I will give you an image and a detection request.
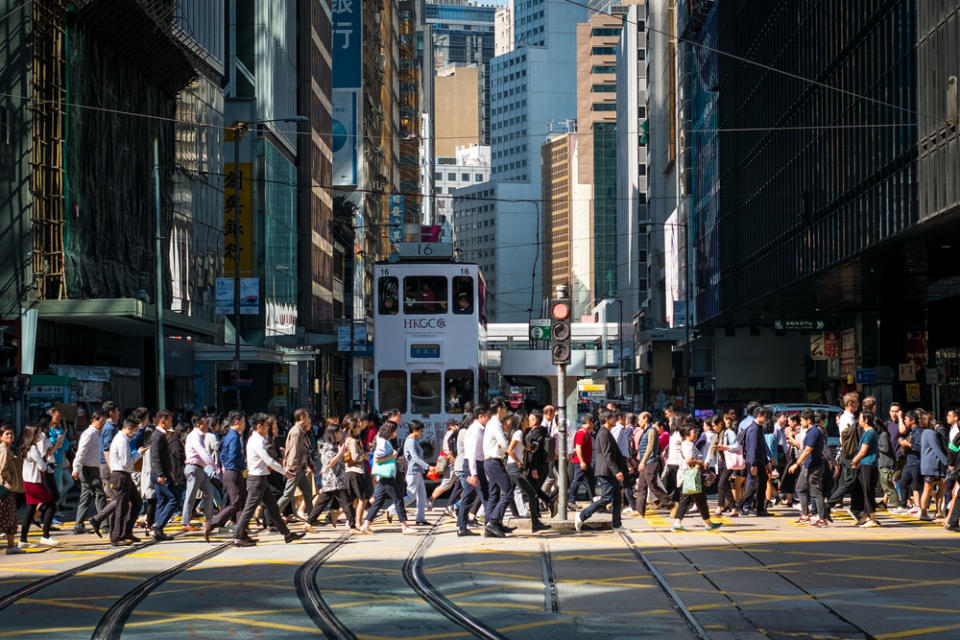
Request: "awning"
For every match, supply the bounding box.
[194,344,316,364]
[37,298,218,338]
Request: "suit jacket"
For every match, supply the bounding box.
[283,425,308,470]
[594,427,627,478]
[149,429,174,481]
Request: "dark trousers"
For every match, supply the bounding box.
[484,459,513,526]
[635,460,673,515]
[716,468,737,511]
[568,464,596,503]
[458,462,489,533]
[365,475,406,524]
[859,464,878,515]
[900,463,921,506]
[507,465,541,524]
[676,491,710,521]
[829,457,864,513]
[947,483,960,527]
[153,474,183,532]
[308,488,355,526]
[108,471,138,543]
[75,465,106,528]
[580,475,622,527]
[664,464,680,501]
[207,469,246,530]
[235,475,291,540]
[737,464,768,512]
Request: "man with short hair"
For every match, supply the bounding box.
[203,412,246,541]
[828,392,865,521]
[150,410,180,541]
[568,415,596,509]
[181,416,217,531]
[276,408,315,519]
[736,407,775,516]
[459,404,491,537]
[482,398,512,537]
[99,401,120,488]
[790,409,828,527]
[575,410,627,533]
[72,411,107,533]
[107,418,150,545]
[633,411,674,516]
[233,413,305,547]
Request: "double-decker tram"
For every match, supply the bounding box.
[373,248,487,455]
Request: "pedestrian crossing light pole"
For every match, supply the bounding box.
[550,285,572,520]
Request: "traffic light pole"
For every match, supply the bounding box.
[556,362,568,521]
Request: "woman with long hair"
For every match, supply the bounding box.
[19,425,59,547]
[505,412,550,532]
[0,425,25,554]
[850,410,881,527]
[305,421,356,531]
[342,415,371,528]
[359,421,412,534]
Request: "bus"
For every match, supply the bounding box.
[373,257,487,456]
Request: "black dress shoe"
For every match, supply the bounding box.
[125,535,142,543]
[245,536,260,543]
[500,524,515,533]
[483,524,505,538]
[233,538,256,547]
[284,531,306,544]
[532,522,552,532]
[110,540,132,547]
[153,529,174,541]
[457,529,477,537]
[90,518,103,538]
[415,520,431,526]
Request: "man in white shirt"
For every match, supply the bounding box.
[71,411,107,534]
[106,418,149,546]
[181,417,217,531]
[458,404,491,537]
[482,398,512,537]
[828,391,864,517]
[232,413,305,547]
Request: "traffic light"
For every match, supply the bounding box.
[549,298,572,365]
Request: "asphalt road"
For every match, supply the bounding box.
[2,504,959,640]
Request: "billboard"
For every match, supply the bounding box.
[332,0,361,88]
[332,88,359,186]
[664,210,684,328]
[224,162,254,276]
[216,278,260,315]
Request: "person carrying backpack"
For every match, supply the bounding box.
[827,392,866,522]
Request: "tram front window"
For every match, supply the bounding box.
[379,277,399,315]
[378,371,407,413]
[445,370,474,414]
[410,371,442,415]
[403,276,447,314]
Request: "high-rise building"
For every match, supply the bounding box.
[436,145,490,229]
[494,0,514,55]
[454,0,586,321]
[434,66,482,156]
[427,1,496,144]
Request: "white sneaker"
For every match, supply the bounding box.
[845,507,856,520]
[574,512,583,533]
[611,526,628,534]
[908,507,921,516]
[860,520,880,528]
[39,537,59,547]
[17,541,33,549]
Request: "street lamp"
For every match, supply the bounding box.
[229,116,307,410]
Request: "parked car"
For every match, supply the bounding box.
[764,403,843,449]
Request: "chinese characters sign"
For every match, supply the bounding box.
[224,162,254,276]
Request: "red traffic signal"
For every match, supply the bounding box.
[551,300,570,320]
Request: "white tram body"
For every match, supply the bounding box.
[373,259,487,453]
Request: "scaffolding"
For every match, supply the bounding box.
[30,0,67,301]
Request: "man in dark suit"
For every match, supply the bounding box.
[150,410,179,541]
[736,407,774,516]
[575,409,628,533]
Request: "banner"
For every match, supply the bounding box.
[216,278,260,315]
[224,162,254,276]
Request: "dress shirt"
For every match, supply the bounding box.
[185,428,216,468]
[109,431,142,473]
[219,429,245,472]
[100,420,117,464]
[610,424,632,458]
[464,420,486,476]
[247,431,286,477]
[482,415,508,461]
[73,425,102,474]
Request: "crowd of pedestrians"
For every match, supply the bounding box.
[0,391,957,554]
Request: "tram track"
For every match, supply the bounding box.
[402,516,509,640]
[91,541,232,640]
[295,533,355,640]
[0,539,159,612]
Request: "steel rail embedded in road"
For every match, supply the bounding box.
[402,518,508,640]
[0,539,159,612]
[91,541,232,640]
[295,533,355,640]
[539,542,560,613]
[618,531,713,640]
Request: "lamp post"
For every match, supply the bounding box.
[230,116,307,410]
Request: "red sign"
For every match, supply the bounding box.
[905,331,926,366]
[840,329,856,375]
[823,332,842,359]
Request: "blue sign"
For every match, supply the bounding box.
[855,369,876,384]
[389,195,404,243]
[410,343,441,359]
[332,0,361,88]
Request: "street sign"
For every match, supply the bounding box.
[855,369,876,384]
[809,334,825,360]
[529,318,550,341]
[774,319,825,331]
[898,363,917,382]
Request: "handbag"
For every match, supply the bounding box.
[371,457,397,478]
[435,451,449,474]
[724,449,745,471]
[681,466,702,495]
